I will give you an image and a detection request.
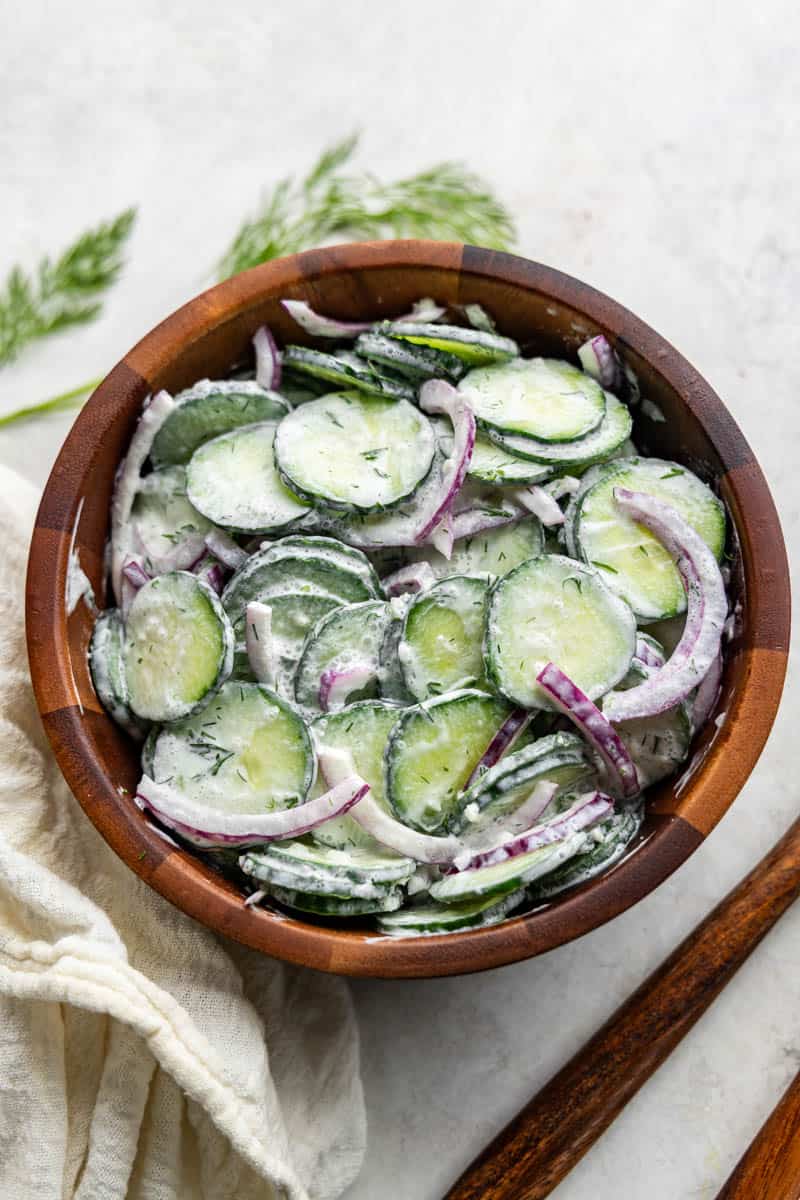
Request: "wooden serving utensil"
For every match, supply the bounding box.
[715,1068,800,1198]
[444,814,800,1200]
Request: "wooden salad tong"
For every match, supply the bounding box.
[444,814,800,1200]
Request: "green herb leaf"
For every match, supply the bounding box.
[217,134,516,279]
[591,560,620,574]
[0,208,136,366]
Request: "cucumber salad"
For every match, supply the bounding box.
[90,299,730,937]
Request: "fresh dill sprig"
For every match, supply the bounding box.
[217,134,515,278]
[0,208,136,366]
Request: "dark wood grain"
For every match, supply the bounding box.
[444,816,800,1199]
[716,1069,800,1199]
[25,240,791,978]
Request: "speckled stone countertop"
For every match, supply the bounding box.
[2,4,797,1196]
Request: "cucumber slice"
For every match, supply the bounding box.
[123,572,234,722]
[487,392,633,467]
[233,591,343,695]
[456,732,594,832]
[399,576,489,700]
[131,466,213,572]
[409,516,544,581]
[223,545,376,624]
[148,679,313,812]
[282,346,415,401]
[459,358,606,443]
[429,832,588,903]
[150,380,290,467]
[615,701,692,788]
[311,700,405,850]
[294,600,392,712]
[258,535,383,597]
[241,841,413,894]
[89,609,148,739]
[528,804,643,899]
[263,882,403,917]
[354,331,467,384]
[379,321,518,366]
[378,597,414,702]
[573,457,726,621]
[186,422,309,534]
[376,888,527,936]
[274,392,436,512]
[485,554,636,709]
[386,689,512,833]
[467,436,554,485]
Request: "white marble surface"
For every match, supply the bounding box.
[2,2,798,1196]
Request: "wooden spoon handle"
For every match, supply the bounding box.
[444,815,800,1200]
[715,1069,800,1199]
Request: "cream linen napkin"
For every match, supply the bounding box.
[0,467,366,1200]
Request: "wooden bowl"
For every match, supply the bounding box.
[26,241,790,978]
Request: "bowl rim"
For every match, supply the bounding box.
[26,240,791,978]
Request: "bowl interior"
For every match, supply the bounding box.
[26,241,790,978]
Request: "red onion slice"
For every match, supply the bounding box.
[451,506,521,540]
[537,662,640,798]
[465,708,531,788]
[136,772,367,848]
[122,557,150,590]
[204,529,248,570]
[381,562,437,597]
[601,489,727,723]
[252,324,282,390]
[514,485,565,527]
[110,389,175,604]
[414,381,476,544]
[691,651,723,733]
[451,791,614,873]
[281,296,446,340]
[578,334,621,391]
[428,510,455,559]
[318,664,376,712]
[196,559,225,595]
[634,635,665,670]
[245,602,276,687]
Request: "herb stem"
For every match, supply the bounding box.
[0,376,103,429]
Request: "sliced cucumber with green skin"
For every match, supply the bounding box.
[257,535,383,597]
[186,422,310,534]
[123,572,234,722]
[294,600,392,712]
[407,516,544,581]
[222,545,376,626]
[282,346,415,401]
[131,466,213,572]
[150,380,290,467]
[232,591,343,695]
[379,321,518,366]
[487,392,632,467]
[263,882,404,917]
[455,732,594,833]
[148,679,313,812]
[485,555,636,710]
[376,888,527,936]
[615,701,692,788]
[241,841,413,896]
[89,609,148,739]
[572,457,726,621]
[386,689,512,834]
[399,576,489,700]
[458,358,606,443]
[429,832,588,903]
[528,805,643,900]
[467,436,555,485]
[354,331,468,384]
[377,599,414,702]
[274,392,436,512]
[311,701,405,850]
